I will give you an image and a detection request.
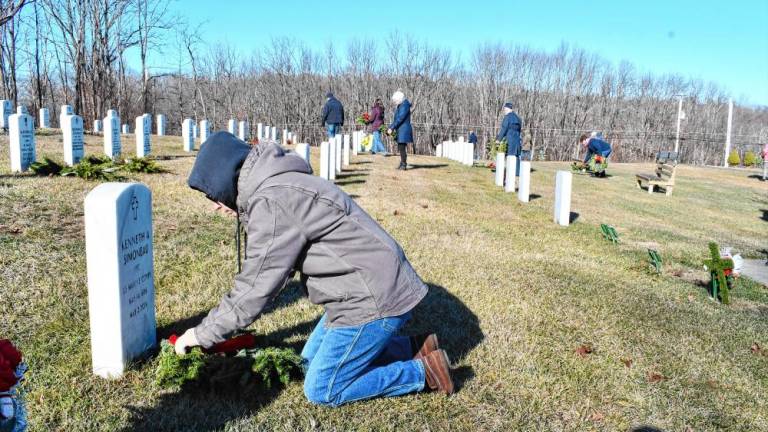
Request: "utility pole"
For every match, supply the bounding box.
[674,96,685,153]
[723,99,733,167]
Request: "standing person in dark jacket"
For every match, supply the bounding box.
[175,132,454,406]
[387,90,413,170]
[321,92,344,138]
[368,99,386,155]
[496,102,522,176]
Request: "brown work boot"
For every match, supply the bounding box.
[410,333,439,360]
[421,349,454,395]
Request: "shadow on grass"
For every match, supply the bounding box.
[570,212,580,223]
[747,174,766,181]
[336,171,370,180]
[352,160,373,165]
[335,179,367,186]
[529,194,542,201]
[407,163,448,170]
[154,154,197,160]
[761,209,768,222]
[123,283,479,430]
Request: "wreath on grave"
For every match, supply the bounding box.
[0,340,27,432]
[572,155,608,176]
[155,333,303,392]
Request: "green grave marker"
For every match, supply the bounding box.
[600,224,619,244]
[648,249,662,274]
[703,242,734,305]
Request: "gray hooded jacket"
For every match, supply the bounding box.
[192,141,428,347]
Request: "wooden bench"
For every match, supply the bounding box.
[636,160,677,195]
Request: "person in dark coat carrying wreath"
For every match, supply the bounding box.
[174,132,454,406]
[496,102,522,176]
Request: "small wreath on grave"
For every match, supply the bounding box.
[703,242,742,304]
[0,340,27,432]
[155,333,303,392]
[30,155,166,181]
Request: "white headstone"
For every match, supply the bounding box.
[504,155,517,193]
[494,153,505,187]
[343,134,350,166]
[238,121,249,141]
[59,105,73,128]
[271,126,277,141]
[193,124,198,139]
[16,106,28,115]
[93,119,103,134]
[257,123,263,140]
[295,143,310,166]
[228,119,237,134]
[39,108,50,128]
[104,110,121,158]
[0,100,12,129]
[320,141,330,180]
[156,114,166,136]
[464,142,474,165]
[554,171,572,226]
[9,112,35,172]
[199,120,210,143]
[436,142,443,158]
[63,114,85,166]
[352,132,359,156]
[135,115,151,157]
[122,124,130,134]
[517,161,531,203]
[85,182,156,379]
[182,118,194,152]
[334,135,342,173]
[458,136,465,143]
[329,138,337,180]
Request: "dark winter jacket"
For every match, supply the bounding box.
[369,104,384,133]
[321,97,344,126]
[584,138,612,162]
[468,132,477,144]
[497,112,522,156]
[389,99,413,144]
[188,139,429,348]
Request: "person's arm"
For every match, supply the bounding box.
[193,198,306,348]
[496,115,510,142]
[321,103,329,126]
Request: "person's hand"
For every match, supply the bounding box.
[387,128,393,135]
[211,201,237,218]
[174,328,200,356]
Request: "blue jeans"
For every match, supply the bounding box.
[371,130,386,154]
[326,123,340,138]
[301,312,425,407]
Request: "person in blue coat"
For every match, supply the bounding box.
[496,102,522,176]
[321,92,344,138]
[580,133,612,162]
[387,90,413,170]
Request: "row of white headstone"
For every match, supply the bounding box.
[319,134,351,181]
[492,152,573,227]
[436,137,473,166]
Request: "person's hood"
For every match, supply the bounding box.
[187,131,252,210]
[236,142,313,212]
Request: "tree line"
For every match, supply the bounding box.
[2,0,766,164]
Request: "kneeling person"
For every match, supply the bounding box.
[175,132,454,406]
[579,133,612,177]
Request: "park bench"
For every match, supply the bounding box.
[635,152,678,195]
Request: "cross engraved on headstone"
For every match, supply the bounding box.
[131,196,139,220]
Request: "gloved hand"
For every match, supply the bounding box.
[174,328,200,356]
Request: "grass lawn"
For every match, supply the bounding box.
[1,132,767,431]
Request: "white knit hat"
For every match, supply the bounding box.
[391,90,405,104]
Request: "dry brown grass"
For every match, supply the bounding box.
[1,132,767,431]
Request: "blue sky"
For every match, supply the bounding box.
[147,0,768,105]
